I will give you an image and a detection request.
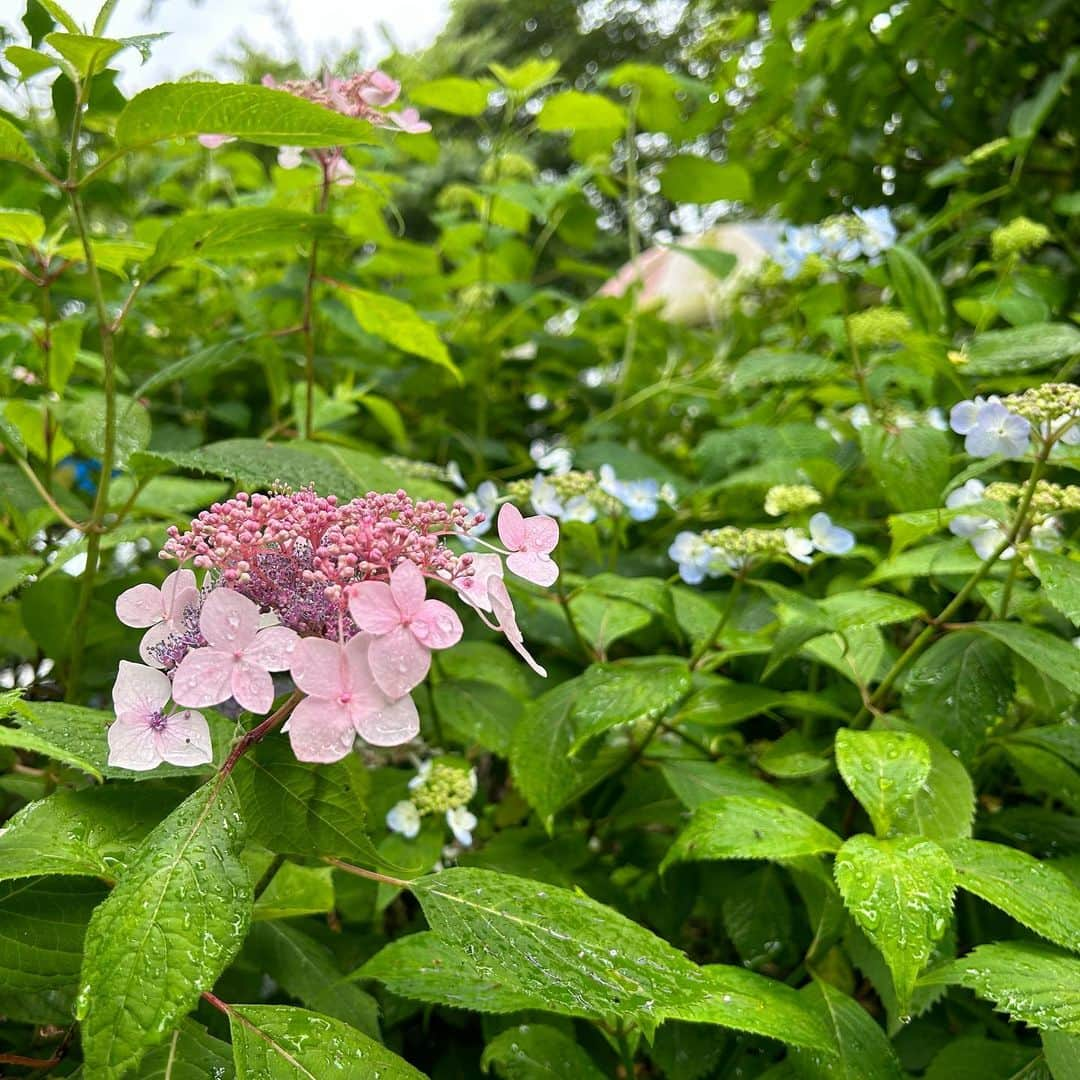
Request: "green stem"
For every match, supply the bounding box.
[613,89,642,408]
[690,570,746,668]
[842,279,875,415]
[302,166,332,440]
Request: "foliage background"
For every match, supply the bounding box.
[0,0,1079,1076]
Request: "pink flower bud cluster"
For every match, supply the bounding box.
[110,487,560,770]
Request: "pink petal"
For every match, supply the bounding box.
[107,715,161,771]
[285,696,356,763]
[161,569,198,617]
[291,637,347,697]
[411,599,463,650]
[453,554,504,614]
[506,550,559,587]
[197,133,234,149]
[522,515,559,554]
[348,579,403,635]
[342,633,377,697]
[154,710,213,767]
[497,503,526,551]
[351,692,419,747]
[199,588,260,651]
[172,648,235,708]
[368,624,431,698]
[489,579,547,677]
[230,660,275,714]
[389,560,427,618]
[138,622,173,668]
[112,660,171,716]
[244,625,299,671]
[116,583,164,628]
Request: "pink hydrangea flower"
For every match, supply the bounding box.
[488,577,547,677]
[497,504,560,587]
[198,134,236,149]
[172,589,299,714]
[360,70,400,107]
[348,560,462,698]
[387,108,431,135]
[115,569,201,668]
[107,661,212,771]
[285,635,419,762]
[453,553,505,614]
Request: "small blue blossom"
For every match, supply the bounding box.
[808,512,855,555]
[669,531,714,584]
[529,476,597,523]
[599,464,660,522]
[775,225,822,279]
[853,206,897,257]
[463,480,498,537]
[529,440,573,474]
[945,479,988,538]
[950,396,1031,459]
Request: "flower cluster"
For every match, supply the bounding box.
[949,396,1031,459]
[668,513,854,583]
[991,217,1051,261]
[846,307,911,348]
[386,759,479,847]
[774,206,897,279]
[764,484,822,518]
[109,488,559,770]
[946,478,1063,559]
[1001,384,1080,446]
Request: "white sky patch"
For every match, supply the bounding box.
[0,0,451,91]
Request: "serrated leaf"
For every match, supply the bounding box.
[835,729,931,836]
[789,979,903,1079]
[78,778,253,1078]
[970,621,1080,695]
[132,1020,235,1080]
[963,323,1080,375]
[1033,551,1080,624]
[661,796,841,871]
[116,82,381,149]
[133,336,260,399]
[922,942,1080,1032]
[731,350,841,391]
[409,867,707,1027]
[861,425,950,512]
[658,964,833,1051]
[44,31,124,77]
[359,931,540,1012]
[482,1023,606,1079]
[834,835,954,1013]
[252,863,334,921]
[947,839,1080,952]
[432,678,521,756]
[228,1004,424,1078]
[660,758,805,810]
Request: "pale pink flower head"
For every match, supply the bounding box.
[198,134,236,149]
[116,569,201,668]
[285,635,419,762]
[107,661,212,772]
[348,560,463,698]
[497,504,560,587]
[172,589,299,715]
[387,108,431,135]
[360,70,401,107]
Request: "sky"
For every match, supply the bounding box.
[1,0,452,89]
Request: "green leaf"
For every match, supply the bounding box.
[662,796,841,871]
[660,758,808,810]
[143,209,339,278]
[248,921,379,1038]
[963,322,1080,375]
[665,244,737,280]
[659,156,752,203]
[432,678,521,756]
[536,91,624,132]
[0,783,185,882]
[834,729,931,837]
[658,964,833,1051]
[570,657,691,750]
[132,336,260,400]
[482,1024,606,1079]
[116,82,382,149]
[411,77,492,116]
[672,680,788,728]
[860,425,950,512]
[132,1020,236,1080]
[62,391,151,467]
[731,350,842,392]
[970,621,1080,695]
[253,863,334,921]
[903,631,1014,760]
[4,45,60,79]
[1033,551,1080,624]
[0,877,107,1024]
[1044,1030,1080,1079]
[923,1036,1038,1080]
[78,778,253,1079]
[789,979,903,1079]
[816,590,925,631]
[358,931,540,1013]
[227,1004,425,1078]
[0,207,45,245]
[834,834,954,1013]
[232,739,378,864]
[867,539,985,583]
[923,942,1080,1032]
[409,867,707,1027]
[1009,48,1079,141]
[0,698,111,780]
[44,32,124,77]
[489,58,560,95]
[886,246,947,333]
[36,0,81,33]
[333,281,461,380]
[0,114,43,167]
[947,839,1080,952]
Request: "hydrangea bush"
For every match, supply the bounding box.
[0,1,1079,1077]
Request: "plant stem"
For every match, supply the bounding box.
[324,857,409,889]
[842,278,876,415]
[613,89,642,407]
[218,690,302,779]
[851,440,1051,726]
[301,166,332,440]
[690,570,746,668]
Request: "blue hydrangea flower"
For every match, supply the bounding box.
[809,512,855,555]
[950,396,1030,458]
[945,479,988,538]
[463,480,498,538]
[669,531,715,584]
[853,206,897,257]
[529,476,597,524]
[599,464,659,522]
[775,225,823,279]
